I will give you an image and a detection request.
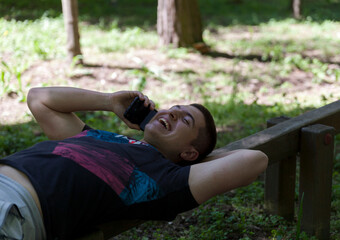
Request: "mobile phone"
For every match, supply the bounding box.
[124,97,157,131]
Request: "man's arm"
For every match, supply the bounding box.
[27,87,154,140]
[188,149,268,204]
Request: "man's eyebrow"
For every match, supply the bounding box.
[174,105,196,127]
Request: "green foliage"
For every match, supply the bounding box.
[0,122,47,158]
[82,26,158,53]
[0,17,65,98]
[199,0,340,26]
[165,47,190,59]
[0,60,27,101]
[0,17,65,61]
[0,0,157,27]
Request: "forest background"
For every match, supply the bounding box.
[0,0,340,239]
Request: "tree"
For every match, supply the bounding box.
[157,0,206,50]
[61,0,82,63]
[292,0,302,19]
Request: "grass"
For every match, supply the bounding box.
[1,0,340,239]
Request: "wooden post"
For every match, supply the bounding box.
[61,0,82,63]
[264,116,296,221]
[299,124,335,239]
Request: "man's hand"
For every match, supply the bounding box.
[109,91,155,130]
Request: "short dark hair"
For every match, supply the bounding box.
[190,103,217,161]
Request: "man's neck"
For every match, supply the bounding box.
[140,138,179,163]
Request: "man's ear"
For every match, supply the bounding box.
[180,147,199,161]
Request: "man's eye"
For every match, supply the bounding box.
[184,119,189,125]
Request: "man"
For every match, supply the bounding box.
[0,87,268,240]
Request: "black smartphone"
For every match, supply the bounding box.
[124,97,157,131]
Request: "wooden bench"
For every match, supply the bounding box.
[79,100,340,240]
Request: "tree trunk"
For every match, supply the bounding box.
[157,0,204,48]
[292,0,302,19]
[61,0,82,63]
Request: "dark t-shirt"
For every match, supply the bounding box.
[0,128,198,239]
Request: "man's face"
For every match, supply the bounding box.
[143,105,205,161]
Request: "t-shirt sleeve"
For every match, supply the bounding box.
[124,186,199,221]
[122,165,199,221]
[82,124,93,131]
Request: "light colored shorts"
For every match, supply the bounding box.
[0,174,46,240]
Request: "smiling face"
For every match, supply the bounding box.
[142,105,206,163]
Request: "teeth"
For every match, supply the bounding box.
[159,118,169,130]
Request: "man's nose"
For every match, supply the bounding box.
[169,109,182,121]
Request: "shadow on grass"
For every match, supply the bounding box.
[0,120,47,158]
[203,50,340,66]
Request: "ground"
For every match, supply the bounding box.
[1,47,339,126]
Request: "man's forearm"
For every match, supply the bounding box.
[27,87,112,113]
[189,149,268,204]
[27,87,115,140]
[27,87,152,140]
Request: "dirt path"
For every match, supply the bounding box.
[1,49,340,125]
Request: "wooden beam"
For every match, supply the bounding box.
[211,100,340,164]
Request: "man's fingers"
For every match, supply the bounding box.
[137,93,155,110]
[143,95,150,107]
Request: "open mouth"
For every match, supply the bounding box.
[159,117,170,131]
